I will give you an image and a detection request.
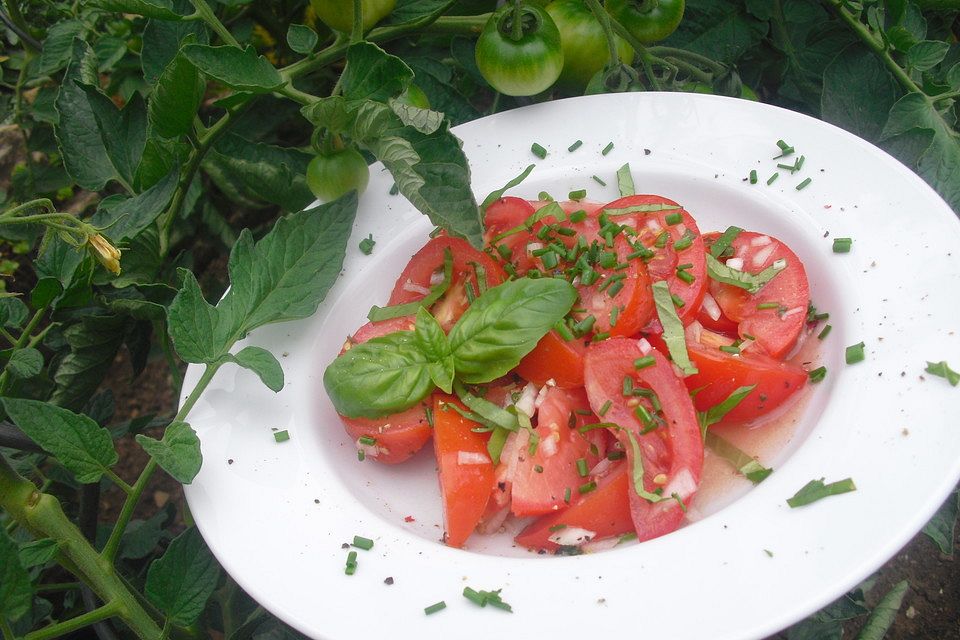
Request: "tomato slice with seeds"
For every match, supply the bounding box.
[601,194,707,325]
[511,387,606,517]
[433,395,495,548]
[702,231,809,359]
[336,316,432,464]
[583,338,703,542]
[389,236,507,331]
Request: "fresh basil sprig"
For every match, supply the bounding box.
[325,277,577,419]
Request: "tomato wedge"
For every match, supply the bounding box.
[389,236,507,331]
[583,338,703,542]
[601,194,707,325]
[433,395,495,548]
[515,330,586,388]
[703,231,809,358]
[336,316,432,464]
[514,462,632,552]
[511,387,605,516]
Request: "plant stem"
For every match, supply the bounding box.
[2,0,39,52]
[593,7,664,90]
[0,618,14,640]
[0,198,55,220]
[663,56,712,83]
[0,306,46,396]
[189,0,240,47]
[511,0,523,41]
[101,362,222,563]
[583,0,622,66]
[104,469,133,495]
[0,327,16,345]
[23,601,122,640]
[823,0,921,94]
[36,582,83,593]
[647,46,725,75]
[351,0,363,43]
[156,321,184,393]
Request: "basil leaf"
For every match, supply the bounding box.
[698,384,756,434]
[617,163,635,196]
[323,332,435,419]
[448,278,577,384]
[705,253,786,294]
[135,421,202,484]
[703,431,772,484]
[925,360,959,386]
[786,477,857,508]
[414,308,453,393]
[145,528,220,627]
[652,281,697,376]
[480,164,535,212]
[708,225,743,258]
[487,426,510,466]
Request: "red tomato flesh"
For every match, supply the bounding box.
[515,329,587,388]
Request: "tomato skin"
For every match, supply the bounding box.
[545,0,633,92]
[336,317,432,464]
[311,0,396,33]
[515,329,586,388]
[305,148,370,203]
[605,0,685,43]
[515,462,632,552]
[433,396,495,548]
[583,338,702,542]
[475,4,564,96]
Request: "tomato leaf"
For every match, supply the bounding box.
[1,398,118,484]
[223,346,285,393]
[145,527,221,627]
[921,487,958,556]
[167,193,358,364]
[786,477,857,508]
[88,0,185,20]
[77,85,148,191]
[651,280,698,376]
[448,278,577,384]
[341,42,414,103]
[90,169,179,242]
[0,298,28,329]
[50,315,127,411]
[703,431,772,484]
[141,16,209,84]
[383,0,457,26]
[906,40,949,72]
[4,348,43,380]
[38,20,86,76]
[821,44,900,142]
[149,47,205,139]
[135,421,202,484]
[855,581,909,640]
[286,24,318,55]
[0,528,33,623]
[323,332,435,419]
[17,539,60,570]
[181,44,283,93]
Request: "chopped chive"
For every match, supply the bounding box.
[554,319,575,341]
[817,324,832,340]
[357,449,365,461]
[767,172,779,185]
[540,250,559,270]
[538,191,553,202]
[564,487,572,504]
[531,143,547,159]
[808,366,827,382]
[776,162,797,171]
[671,293,685,308]
[756,302,781,310]
[274,430,290,443]
[534,464,544,473]
[622,376,633,395]
[424,601,446,615]
[345,550,358,575]
[573,315,596,335]
[575,408,593,415]
[569,209,587,223]
[359,234,376,255]
[796,177,812,191]
[673,230,696,251]
[592,331,610,342]
[677,268,695,284]
[598,400,613,416]
[425,406,434,427]
[607,450,625,460]
[358,435,376,446]
[578,481,597,494]
[352,535,374,550]
[464,281,476,303]
[634,404,653,426]
[796,155,805,170]
[845,342,865,364]
[548,523,567,532]
[654,231,669,248]
[463,587,485,606]
[568,140,583,152]
[665,212,683,225]
[592,175,607,186]
[496,244,512,260]
[634,356,655,369]
[609,305,621,327]
[832,237,852,253]
[569,189,587,201]
[602,141,614,155]
[814,311,830,321]
[576,458,589,477]
[719,345,740,354]
[607,281,624,297]
[776,139,791,151]
[749,170,758,184]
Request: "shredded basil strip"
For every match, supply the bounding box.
[486,426,510,466]
[443,401,498,432]
[617,163,635,197]
[697,384,756,435]
[786,477,857,508]
[624,430,662,503]
[480,164,536,212]
[925,360,960,386]
[709,226,742,258]
[652,281,697,375]
[368,248,453,321]
[578,422,621,433]
[490,201,567,243]
[705,253,786,294]
[453,381,520,432]
[603,203,682,217]
[704,431,772,484]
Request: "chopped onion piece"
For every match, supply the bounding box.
[526,242,544,253]
[545,378,556,387]
[780,306,805,320]
[751,243,777,268]
[357,440,380,459]
[515,383,539,417]
[540,433,558,457]
[636,338,652,355]
[664,467,697,500]
[534,384,551,410]
[687,320,703,345]
[750,235,772,247]
[588,457,613,477]
[548,526,596,546]
[429,270,445,285]
[646,219,662,233]
[402,281,431,295]
[726,257,744,271]
[676,223,687,236]
[458,451,491,465]
[581,537,620,553]
[702,293,721,321]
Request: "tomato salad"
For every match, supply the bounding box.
[324,193,815,554]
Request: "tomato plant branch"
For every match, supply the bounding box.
[591,7,663,90]
[646,46,725,75]
[104,469,133,495]
[823,0,922,95]
[1,0,39,53]
[23,600,123,640]
[0,327,16,345]
[663,56,711,83]
[188,0,240,48]
[0,306,47,395]
[583,0,624,69]
[351,0,364,43]
[0,618,14,640]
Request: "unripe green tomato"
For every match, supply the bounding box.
[475,3,565,96]
[605,0,684,43]
[396,84,431,109]
[681,81,758,101]
[311,0,396,33]
[546,0,633,93]
[305,148,370,202]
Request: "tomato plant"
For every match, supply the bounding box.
[546,0,633,91]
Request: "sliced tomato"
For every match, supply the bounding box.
[703,231,809,359]
[337,316,431,464]
[511,387,605,517]
[483,196,539,274]
[515,329,586,388]
[433,395,495,548]
[600,194,707,325]
[388,236,507,331]
[695,288,741,335]
[514,462,632,553]
[583,338,703,542]
[680,325,808,424]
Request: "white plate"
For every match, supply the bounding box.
[182,93,960,640]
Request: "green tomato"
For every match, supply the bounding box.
[605,0,684,43]
[475,3,565,96]
[680,81,758,101]
[396,84,431,110]
[546,0,633,93]
[305,148,370,202]
[311,0,396,34]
